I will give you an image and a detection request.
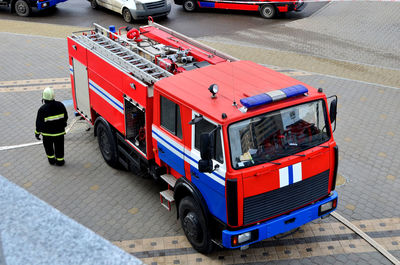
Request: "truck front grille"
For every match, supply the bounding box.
[145,0,166,9]
[243,170,330,225]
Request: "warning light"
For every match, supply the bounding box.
[240,84,308,109]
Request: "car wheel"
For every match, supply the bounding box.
[183,0,197,12]
[96,121,119,168]
[14,0,31,17]
[123,8,133,23]
[90,0,98,9]
[259,4,276,19]
[179,196,213,254]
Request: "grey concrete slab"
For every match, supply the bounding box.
[0,32,68,81]
[0,174,142,265]
[200,2,400,69]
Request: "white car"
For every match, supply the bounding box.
[89,0,171,23]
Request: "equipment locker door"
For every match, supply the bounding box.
[72,58,92,121]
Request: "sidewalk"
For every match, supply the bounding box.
[0,174,142,265]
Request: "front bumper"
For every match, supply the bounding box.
[130,3,171,20]
[222,191,338,248]
[37,0,67,10]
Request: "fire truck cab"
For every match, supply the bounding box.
[68,22,338,253]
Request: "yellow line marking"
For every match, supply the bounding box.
[0,77,71,93]
[0,77,69,86]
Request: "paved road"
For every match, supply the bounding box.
[0,0,326,37]
[1,28,400,264]
[1,2,400,264]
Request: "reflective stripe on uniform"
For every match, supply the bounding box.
[56,158,64,161]
[47,155,55,159]
[44,114,65,122]
[41,132,66,137]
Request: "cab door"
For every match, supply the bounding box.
[186,111,227,223]
[153,95,185,176]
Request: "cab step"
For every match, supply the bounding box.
[160,189,174,211]
[160,174,177,188]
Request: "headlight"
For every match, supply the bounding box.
[238,232,251,244]
[231,230,259,246]
[134,0,144,10]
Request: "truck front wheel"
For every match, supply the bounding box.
[259,4,276,19]
[179,196,213,254]
[96,121,119,168]
[183,0,197,12]
[14,0,31,17]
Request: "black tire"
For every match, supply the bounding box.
[259,4,276,19]
[96,121,119,168]
[90,0,98,9]
[122,8,133,23]
[14,0,31,17]
[183,0,197,12]
[179,196,213,254]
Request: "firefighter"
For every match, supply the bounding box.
[35,87,68,166]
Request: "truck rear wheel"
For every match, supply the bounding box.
[96,121,119,168]
[14,0,31,17]
[259,4,276,19]
[183,0,197,12]
[179,196,213,254]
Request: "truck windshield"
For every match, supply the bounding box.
[229,100,330,169]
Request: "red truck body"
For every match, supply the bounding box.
[68,22,338,253]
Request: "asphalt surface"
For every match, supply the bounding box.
[1,1,400,265]
[0,0,326,37]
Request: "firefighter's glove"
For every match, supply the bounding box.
[35,133,41,141]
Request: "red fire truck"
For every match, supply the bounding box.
[174,0,306,19]
[68,21,338,253]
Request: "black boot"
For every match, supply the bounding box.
[48,157,56,165]
[56,159,65,166]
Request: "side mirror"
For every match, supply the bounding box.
[199,133,213,173]
[199,159,213,173]
[328,95,338,132]
[329,99,337,124]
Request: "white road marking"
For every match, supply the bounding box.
[0,117,79,152]
[331,211,400,265]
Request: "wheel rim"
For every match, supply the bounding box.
[99,128,111,159]
[184,1,194,11]
[263,6,273,17]
[123,10,131,22]
[183,212,202,243]
[16,2,27,14]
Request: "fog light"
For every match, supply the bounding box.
[319,198,337,216]
[42,2,48,7]
[238,232,251,244]
[320,201,333,212]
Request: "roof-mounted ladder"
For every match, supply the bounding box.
[72,23,172,85]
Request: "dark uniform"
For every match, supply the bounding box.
[35,100,68,166]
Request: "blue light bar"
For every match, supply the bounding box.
[240,84,308,109]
